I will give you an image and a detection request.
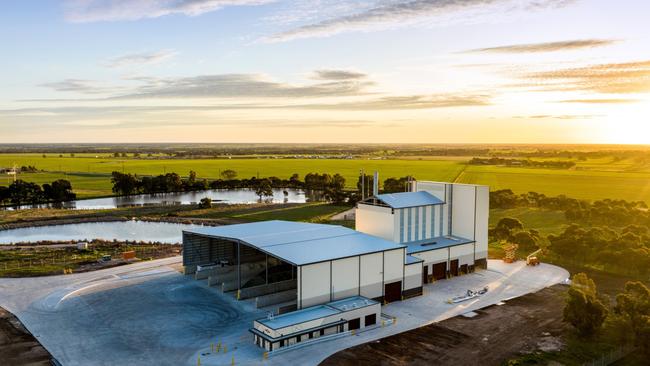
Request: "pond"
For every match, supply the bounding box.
[10,188,318,210]
[0,220,202,244]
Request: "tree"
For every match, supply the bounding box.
[255,179,273,201]
[220,169,237,180]
[188,170,197,184]
[8,180,43,206]
[614,281,650,353]
[383,176,412,193]
[289,173,301,187]
[43,179,76,202]
[198,197,212,209]
[0,186,10,204]
[563,273,608,337]
[111,171,138,196]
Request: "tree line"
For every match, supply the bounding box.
[111,170,416,204]
[0,179,76,206]
[469,157,576,169]
[563,273,650,357]
[490,189,650,228]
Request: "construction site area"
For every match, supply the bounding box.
[321,285,568,365]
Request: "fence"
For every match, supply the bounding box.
[1,245,180,273]
[582,345,635,366]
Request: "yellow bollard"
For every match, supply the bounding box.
[197,355,201,366]
[263,352,268,360]
[224,345,228,353]
[237,290,241,300]
[216,341,221,352]
[211,343,214,352]
[381,320,385,328]
[231,355,235,365]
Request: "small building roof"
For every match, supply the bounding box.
[404,235,474,254]
[184,220,405,266]
[405,254,424,264]
[374,191,444,209]
[256,296,378,330]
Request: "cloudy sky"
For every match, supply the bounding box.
[2,0,649,143]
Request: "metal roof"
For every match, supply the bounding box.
[404,235,474,254]
[406,254,424,264]
[256,296,378,330]
[374,191,444,209]
[184,220,405,266]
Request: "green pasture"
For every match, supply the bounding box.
[3,153,650,203]
[456,165,650,203]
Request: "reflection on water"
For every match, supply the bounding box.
[11,188,319,210]
[0,220,202,244]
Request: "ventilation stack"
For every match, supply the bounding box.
[373,171,379,197]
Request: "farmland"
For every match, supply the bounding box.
[2,153,650,203]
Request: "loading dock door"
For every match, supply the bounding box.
[460,264,468,275]
[423,265,429,284]
[384,281,402,303]
[450,259,459,277]
[433,262,447,280]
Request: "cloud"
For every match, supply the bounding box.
[463,39,618,54]
[64,0,275,22]
[114,73,375,99]
[105,50,177,68]
[524,60,650,94]
[311,69,367,80]
[558,98,639,104]
[264,0,576,42]
[38,79,123,95]
[514,114,601,120]
[6,92,490,117]
[301,94,491,110]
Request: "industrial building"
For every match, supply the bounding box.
[355,180,489,282]
[182,179,488,351]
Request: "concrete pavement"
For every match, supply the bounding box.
[0,258,569,366]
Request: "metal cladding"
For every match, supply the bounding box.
[183,220,405,266]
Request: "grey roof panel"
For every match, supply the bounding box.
[374,191,444,209]
[405,235,474,254]
[406,254,424,264]
[184,220,405,265]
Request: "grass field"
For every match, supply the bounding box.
[3,153,650,202]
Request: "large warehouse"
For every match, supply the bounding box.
[182,179,488,351]
[183,220,416,309]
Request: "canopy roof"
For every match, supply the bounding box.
[184,220,405,266]
[373,191,444,209]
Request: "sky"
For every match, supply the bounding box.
[1,0,650,144]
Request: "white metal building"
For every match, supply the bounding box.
[251,296,381,351]
[183,220,419,310]
[355,181,489,283]
[181,179,488,351]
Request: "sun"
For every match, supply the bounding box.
[597,99,650,144]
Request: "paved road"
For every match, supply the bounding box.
[0,258,569,366]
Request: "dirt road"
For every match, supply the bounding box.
[0,306,52,365]
[321,285,568,366]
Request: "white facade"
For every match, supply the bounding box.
[297,247,406,308]
[355,180,490,283]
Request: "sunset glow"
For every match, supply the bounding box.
[2,0,650,143]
